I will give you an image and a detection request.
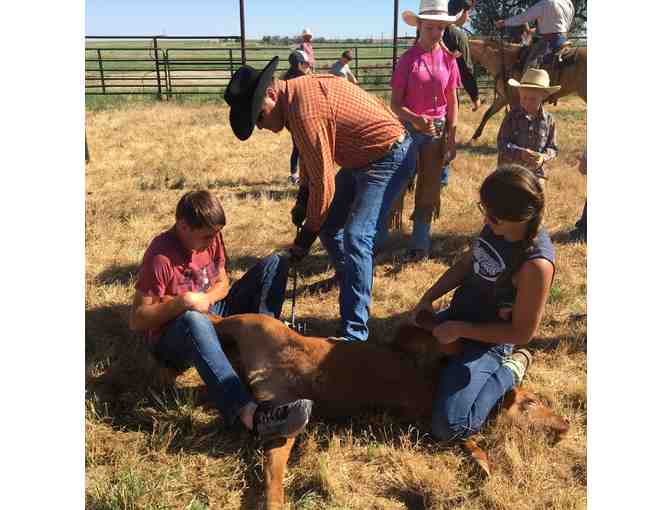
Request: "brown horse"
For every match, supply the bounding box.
[468,38,587,140]
[205,312,569,509]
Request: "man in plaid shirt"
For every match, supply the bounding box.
[224,57,416,342]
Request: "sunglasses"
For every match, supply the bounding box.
[477,202,500,225]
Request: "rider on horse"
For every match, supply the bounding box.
[495,0,575,74]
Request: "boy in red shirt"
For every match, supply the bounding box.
[130,190,312,438]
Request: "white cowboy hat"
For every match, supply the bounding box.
[508,68,561,94]
[302,28,313,37]
[402,0,463,27]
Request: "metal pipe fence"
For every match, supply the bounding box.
[85,35,585,98]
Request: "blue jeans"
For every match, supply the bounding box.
[319,134,415,341]
[431,308,515,441]
[152,254,289,424]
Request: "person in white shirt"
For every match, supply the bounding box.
[329,50,358,84]
[496,0,575,73]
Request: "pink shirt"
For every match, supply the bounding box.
[298,41,315,68]
[390,44,462,119]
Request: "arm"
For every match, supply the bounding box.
[346,68,358,84]
[414,249,472,315]
[443,87,458,163]
[390,86,432,134]
[432,258,554,346]
[389,54,434,134]
[503,2,545,27]
[204,268,230,304]
[290,115,336,256]
[442,54,460,162]
[129,290,208,332]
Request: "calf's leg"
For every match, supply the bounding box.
[263,436,296,510]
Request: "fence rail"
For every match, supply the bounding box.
[85,35,585,98]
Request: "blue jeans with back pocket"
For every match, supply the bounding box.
[318,134,415,341]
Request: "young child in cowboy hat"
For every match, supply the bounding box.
[496,68,560,180]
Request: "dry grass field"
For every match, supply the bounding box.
[85,92,587,510]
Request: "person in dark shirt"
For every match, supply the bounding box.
[411,165,555,441]
[283,50,311,185]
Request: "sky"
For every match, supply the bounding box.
[85,0,426,39]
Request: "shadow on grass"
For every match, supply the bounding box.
[96,263,139,286]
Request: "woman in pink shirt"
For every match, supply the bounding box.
[385,0,462,261]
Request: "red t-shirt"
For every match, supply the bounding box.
[135,226,227,342]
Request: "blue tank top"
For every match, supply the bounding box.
[446,225,556,328]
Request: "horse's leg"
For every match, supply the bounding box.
[471,93,509,140]
[263,436,296,510]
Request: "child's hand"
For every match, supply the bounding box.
[181,291,211,313]
[412,115,436,136]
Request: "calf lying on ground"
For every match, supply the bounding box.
[202,312,569,509]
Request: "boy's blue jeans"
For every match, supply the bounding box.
[431,308,515,441]
[319,134,415,342]
[152,254,289,424]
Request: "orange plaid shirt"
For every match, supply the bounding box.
[277,75,405,232]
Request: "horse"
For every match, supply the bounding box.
[204,312,569,509]
[468,38,587,140]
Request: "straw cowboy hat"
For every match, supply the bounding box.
[302,28,313,37]
[402,0,463,26]
[224,56,279,141]
[508,68,561,94]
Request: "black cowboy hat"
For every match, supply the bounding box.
[224,56,279,141]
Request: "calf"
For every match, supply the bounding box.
[208,312,569,508]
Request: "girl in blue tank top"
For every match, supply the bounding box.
[412,165,556,441]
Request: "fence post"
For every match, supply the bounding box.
[152,36,163,99]
[354,47,359,81]
[163,49,172,99]
[96,49,106,94]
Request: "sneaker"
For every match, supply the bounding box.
[253,398,313,439]
[288,174,300,185]
[502,348,533,386]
